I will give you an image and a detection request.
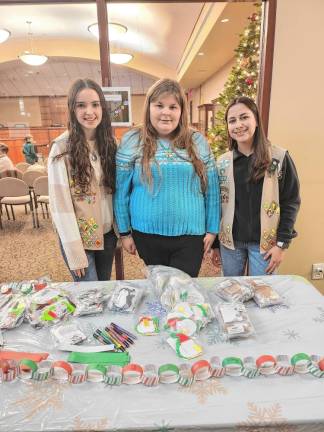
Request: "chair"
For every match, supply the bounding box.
[33,176,49,228]
[0,169,24,219]
[0,178,36,229]
[22,170,45,209]
[16,162,31,173]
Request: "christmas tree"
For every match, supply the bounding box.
[208,3,262,158]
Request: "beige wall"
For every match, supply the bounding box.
[131,95,145,126]
[0,97,42,127]
[268,0,324,293]
[189,59,235,124]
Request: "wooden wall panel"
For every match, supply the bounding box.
[0,126,131,164]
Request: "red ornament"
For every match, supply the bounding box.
[250,13,258,21]
[245,77,254,86]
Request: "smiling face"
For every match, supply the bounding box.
[149,93,181,139]
[74,88,102,139]
[227,102,258,149]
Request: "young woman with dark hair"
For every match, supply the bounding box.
[114,78,220,277]
[48,78,117,281]
[212,96,300,276]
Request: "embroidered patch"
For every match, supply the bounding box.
[219,225,232,246]
[263,201,280,217]
[220,185,229,204]
[262,228,276,250]
[268,158,280,176]
[77,217,101,248]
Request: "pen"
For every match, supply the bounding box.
[111,322,137,340]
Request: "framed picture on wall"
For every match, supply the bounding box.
[102,87,132,126]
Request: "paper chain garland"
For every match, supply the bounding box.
[1,353,324,386]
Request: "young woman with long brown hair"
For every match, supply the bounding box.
[212,96,300,276]
[114,78,220,277]
[48,78,117,281]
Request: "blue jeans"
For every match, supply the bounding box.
[220,241,270,277]
[60,230,117,281]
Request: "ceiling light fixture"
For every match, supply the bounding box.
[221,18,229,23]
[198,52,204,56]
[110,53,133,65]
[19,21,48,66]
[88,22,127,41]
[0,29,10,44]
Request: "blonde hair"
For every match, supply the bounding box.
[139,78,207,192]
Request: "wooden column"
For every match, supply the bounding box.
[258,0,277,136]
[96,0,124,280]
[96,0,112,87]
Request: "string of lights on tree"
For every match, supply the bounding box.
[208,2,262,158]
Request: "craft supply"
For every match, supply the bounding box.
[142,364,159,386]
[111,322,137,340]
[0,350,49,362]
[256,355,277,375]
[69,364,88,384]
[67,351,130,366]
[0,359,19,382]
[52,360,73,381]
[247,279,283,308]
[276,355,295,375]
[135,316,160,336]
[58,344,114,352]
[222,357,243,376]
[87,364,107,383]
[191,360,211,381]
[210,356,225,378]
[291,352,311,374]
[178,363,194,387]
[107,282,143,313]
[216,302,255,340]
[167,333,202,359]
[51,322,87,345]
[122,363,143,385]
[158,364,179,384]
[105,365,122,385]
[214,278,254,302]
[242,357,260,378]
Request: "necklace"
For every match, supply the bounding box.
[159,141,175,159]
[90,152,98,162]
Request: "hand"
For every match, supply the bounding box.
[210,248,222,270]
[264,246,286,274]
[121,235,137,255]
[73,268,86,278]
[203,233,216,258]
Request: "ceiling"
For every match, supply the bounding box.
[0,2,259,97]
[0,57,157,97]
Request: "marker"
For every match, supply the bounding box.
[111,322,137,340]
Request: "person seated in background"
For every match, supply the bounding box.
[0,142,15,172]
[22,135,38,164]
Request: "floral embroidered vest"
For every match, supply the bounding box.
[217,145,286,252]
[56,133,113,250]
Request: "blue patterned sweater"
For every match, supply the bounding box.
[114,130,220,236]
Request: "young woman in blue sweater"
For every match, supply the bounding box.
[114,78,220,277]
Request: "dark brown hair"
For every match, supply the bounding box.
[225,96,271,182]
[55,78,116,193]
[139,78,207,192]
[0,142,9,154]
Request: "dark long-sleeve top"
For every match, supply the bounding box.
[232,148,301,245]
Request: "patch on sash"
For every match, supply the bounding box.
[262,228,276,250]
[219,224,232,246]
[220,185,229,204]
[263,201,280,217]
[77,217,101,247]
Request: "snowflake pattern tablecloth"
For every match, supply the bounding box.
[1,275,324,431]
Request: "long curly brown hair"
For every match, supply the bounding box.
[55,78,116,193]
[139,78,207,192]
[225,96,271,182]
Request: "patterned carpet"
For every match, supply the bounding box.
[0,206,219,283]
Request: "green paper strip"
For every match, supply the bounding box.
[158,364,179,375]
[290,352,310,365]
[19,358,38,372]
[68,351,130,366]
[222,357,243,368]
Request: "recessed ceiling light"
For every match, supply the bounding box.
[198,52,204,56]
[221,18,229,23]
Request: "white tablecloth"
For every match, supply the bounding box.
[1,275,324,431]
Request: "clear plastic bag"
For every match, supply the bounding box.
[215,302,255,340]
[214,278,254,303]
[62,284,106,316]
[247,278,283,308]
[0,295,26,329]
[51,321,87,347]
[145,265,204,309]
[107,281,145,313]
